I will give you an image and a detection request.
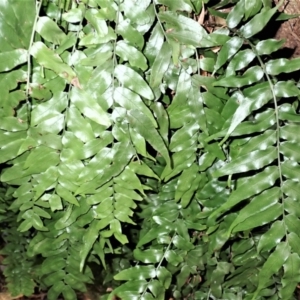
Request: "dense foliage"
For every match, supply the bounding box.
[1,0,300,299]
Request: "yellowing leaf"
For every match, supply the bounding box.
[30,42,76,82]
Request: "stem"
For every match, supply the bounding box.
[112,0,121,94]
[62,0,88,134]
[206,288,211,300]
[25,0,43,126]
[153,0,170,43]
[139,234,175,299]
[195,48,201,77]
[249,42,284,193]
[248,40,286,254]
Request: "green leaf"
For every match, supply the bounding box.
[257,220,285,253]
[24,146,60,175]
[17,219,33,232]
[0,49,27,72]
[158,11,208,46]
[255,242,290,295]
[213,148,277,177]
[240,6,278,38]
[255,39,285,55]
[62,284,77,300]
[2,1,300,298]
[284,197,300,219]
[148,280,165,299]
[221,84,272,140]
[80,50,112,67]
[161,148,196,181]
[175,164,198,201]
[266,57,300,75]
[67,106,95,143]
[156,0,193,12]
[244,0,262,19]
[233,202,281,233]
[156,267,172,289]
[82,135,114,160]
[173,235,194,251]
[48,194,63,212]
[281,123,300,143]
[114,65,154,100]
[116,41,148,71]
[114,232,129,244]
[33,206,51,219]
[284,214,300,235]
[23,209,47,231]
[214,66,264,88]
[42,256,66,275]
[279,104,300,122]
[0,117,28,132]
[85,64,113,102]
[169,122,199,152]
[280,254,300,299]
[137,227,170,247]
[36,16,67,45]
[144,23,165,64]
[209,110,264,141]
[149,43,172,89]
[276,12,300,21]
[208,166,279,225]
[288,232,300,257]
[280,142,300,161]
[232,238,255,257]
[127,110,170,166]
[107,281,148,300]
[47,281,65,300]
[116,19,144,50]
[226,0,245,29]
[165,250,183,266]
[237,130,276,156]
[229,187,281,233]
[85,8,108,36]
[226,49,256,74]
[114,87,157,127]
[30,42,76,82]
[167,71,192,128]
[213,37,243,73]
[79,219,102,271]
[283,180,300,200]
[63,7,84,23]
[0,0,35,51]
[70,88,111,127]
[274,81,300,98]
[114,265,156,281]
[56,184,79,206]
[133,249,164,264]
[129,127,153,159]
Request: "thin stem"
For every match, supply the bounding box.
[153,1,169,43]
[206,288,211,300]
[25,0,43,126]
[248,40,286,243]
[139,234,175,299]
[112,0,121,94]
[250,43,284,190]
[195,48,201,77]
[62,0,88,134]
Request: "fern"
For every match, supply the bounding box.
[0,0,300,299]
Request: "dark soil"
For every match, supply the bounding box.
[274,0,300,57]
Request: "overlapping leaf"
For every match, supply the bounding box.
[1,1,300,300]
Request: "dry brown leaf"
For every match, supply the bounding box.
[71,77,82,89]
[0,293,23,300]
[198,3,206,25]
